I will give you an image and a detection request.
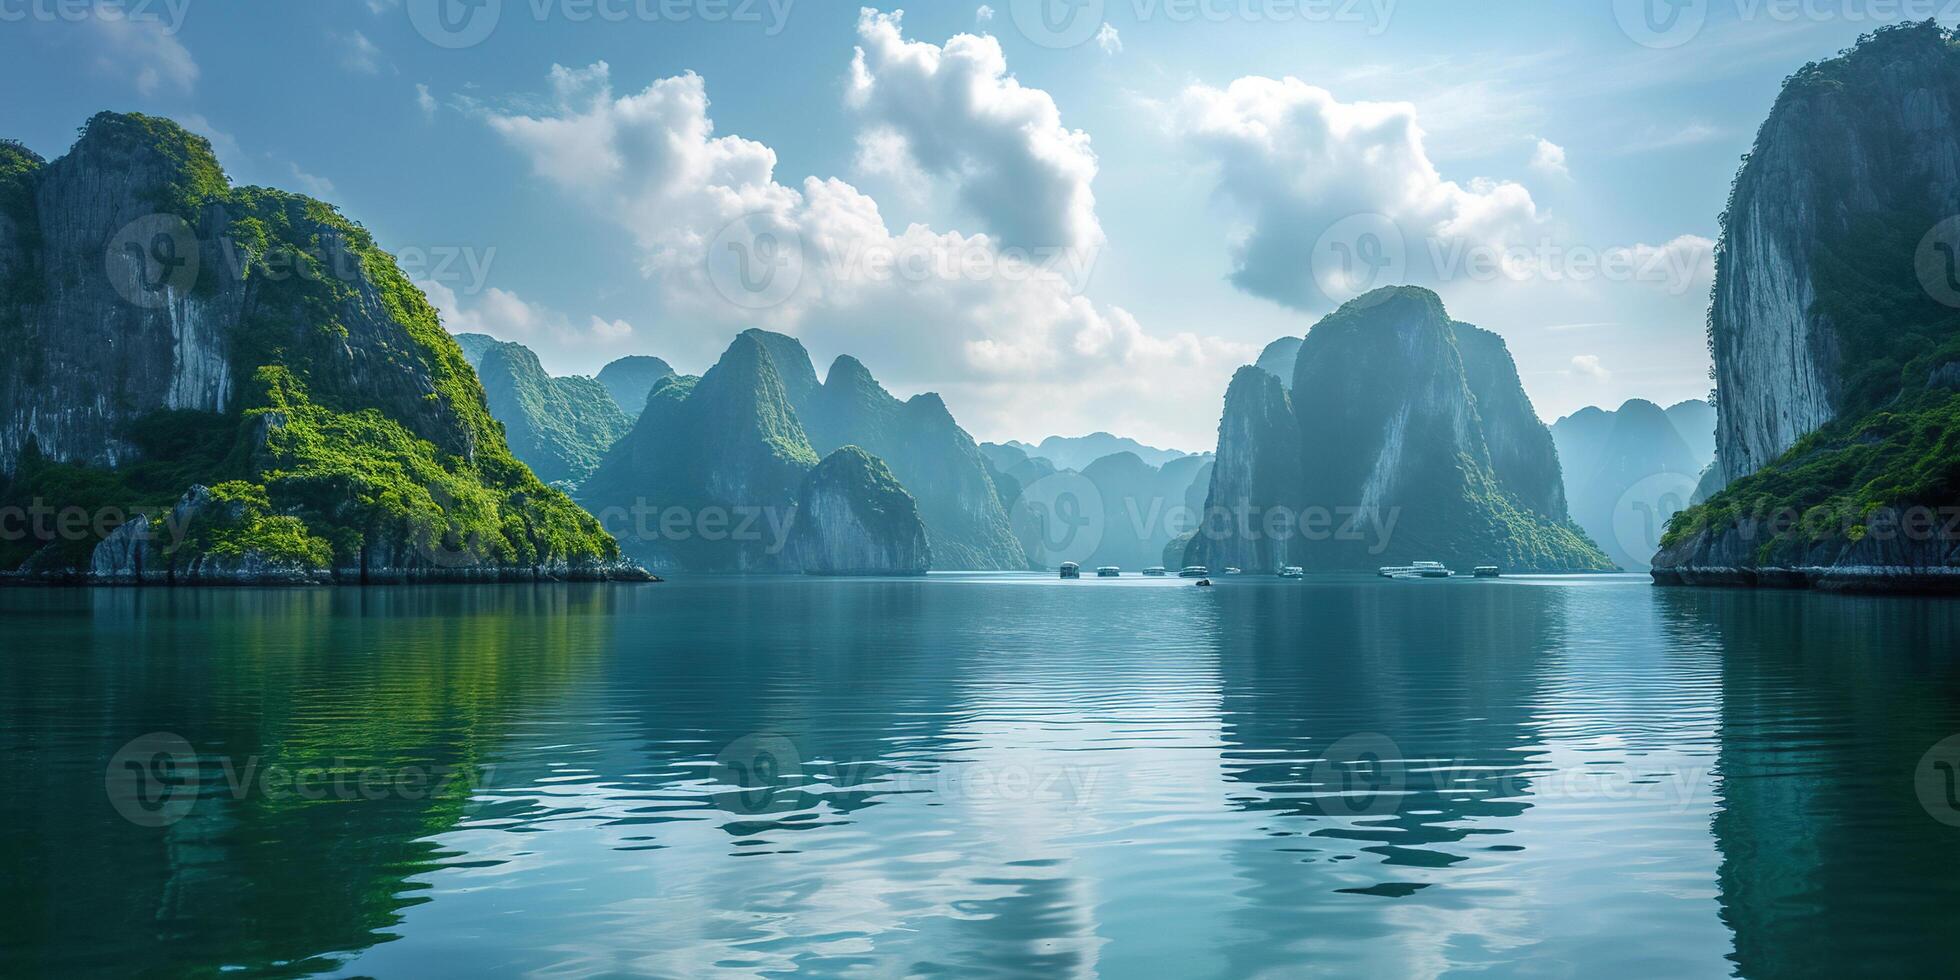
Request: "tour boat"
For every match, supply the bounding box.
[1096,566,1121,577]
[1059,562,1081,579]
[1472,566,1501,578]
[1142,567,1168,577]
[1278,566,1304,578]
[1178,566,1209,578]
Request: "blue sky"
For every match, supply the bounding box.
[0,0,1925,448]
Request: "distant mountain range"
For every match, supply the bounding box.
[579,329,1022,572]
[981,441,1213,571]
[1551,399,1715,570]
[999,433,1192,471]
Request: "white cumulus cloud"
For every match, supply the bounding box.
[847,9,1102,252]
[1529,137,1569,179]
[481,59,1245,446]
[1168,75,1543,310]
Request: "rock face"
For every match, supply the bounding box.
[595,355,675,417]
[474,340,632,486]
[799,352,1023,570]
[1190,287,1611,573]
[1658,24,1960,592]
[1187,367,1301,573]
[0,113,636,584]
[789,447,931,575]
[1551,398,1715,570]
[582,333,817,572]
[1254,337,1302,389]
[1707,21,1960,488]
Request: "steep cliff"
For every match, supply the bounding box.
[595,354,675,417]
[788,446,931,575]
[1454,321,1565,518]
[1254,337,1302,389]
[1660,23,1960,591]
[781,345,1023,570]
[1187,366,1301,572]
[580,334,817,572]
[1708,20,1960,485]
[0,113,636,583]
[474,340,632,486]
[1192,287,1609,572]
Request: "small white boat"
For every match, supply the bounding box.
[1223,567,1243,576]
[1096,566,1121,577]
[1278,566,1304,579]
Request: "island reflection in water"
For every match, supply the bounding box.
[1,576,1956,977]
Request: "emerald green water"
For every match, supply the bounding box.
[2,575,1957,977]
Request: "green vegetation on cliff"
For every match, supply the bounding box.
[1666,23,1960,559]
[0,112,621,578]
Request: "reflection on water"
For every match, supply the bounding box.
[0,577,1955,977]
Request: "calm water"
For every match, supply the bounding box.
[2,575,1958,978]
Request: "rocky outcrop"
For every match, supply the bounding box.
[1652,521,1960,594]
[1192,287,1611,573]
[788,447,930,575]
[0,113,639,584]
[778,342,1023,570]
[595,355,675,417]
[1707,21,1960,488]
[1455,322,1565,518]
[1254,337,1302,389]
[474,340,632,486]
[581,335,818,572]
[1187,366,1300,573]
[1657,24,1960,589]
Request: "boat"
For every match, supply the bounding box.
[1278,566,1304,579]
[1096,566,1121,577]
[1379,561,1454,579]
[1223,567,1243,575]
[1059,562,1080,579]
[1142,567,1168,577]
[1178,566,1209,578]
[1472,566,1500,578]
